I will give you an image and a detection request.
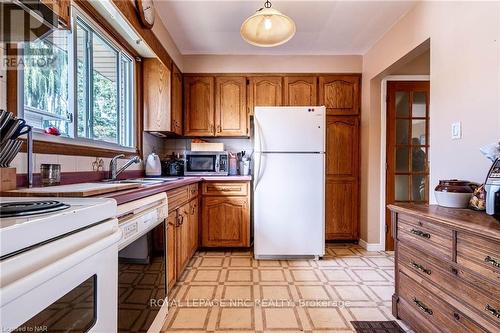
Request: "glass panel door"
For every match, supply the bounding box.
[386,81,430,250]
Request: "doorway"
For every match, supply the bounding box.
[385,81,430,250]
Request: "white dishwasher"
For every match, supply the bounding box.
[116,193,168,333]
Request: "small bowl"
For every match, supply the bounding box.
[434,179,474,208]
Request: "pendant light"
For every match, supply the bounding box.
[240,0,296,47]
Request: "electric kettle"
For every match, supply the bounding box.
[145,153,161,177]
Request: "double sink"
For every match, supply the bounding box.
[104,177,183,185]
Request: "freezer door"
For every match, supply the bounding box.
[254,107,325,153]
[254,152,325,257]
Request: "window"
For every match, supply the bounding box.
[22,6,135,149]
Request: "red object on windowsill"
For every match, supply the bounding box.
[44,127,61,136]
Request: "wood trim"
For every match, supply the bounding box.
[6,44,18,117]
[75,0,140,58]
[183,73,362,77]
[110,0,173,70]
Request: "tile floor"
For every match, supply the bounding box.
[161,244,411,332]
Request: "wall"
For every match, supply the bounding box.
[182,55,362,73]
[0,43,6,111]
[360,1,500,246]
[390,49,430,75]
[152,9,184,70]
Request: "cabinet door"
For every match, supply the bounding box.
[215,76,248,136]
[319,75,360,115]
[171,65,183,135]
[325,116,359,240]
[188,199,199,257]
[326,117,359,177]
[247,76,283,115]
[202,196,250,247]
[284,76,317,106]
[144,58,172,132]
[166,213,177,291]
[175,204,191,275]
[184,76,215,136]
[325,178,359,240]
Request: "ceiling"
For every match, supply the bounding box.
[154,0,416,56]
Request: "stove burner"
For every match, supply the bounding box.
[0,200,70,218]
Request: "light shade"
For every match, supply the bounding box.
[240,7,296,47]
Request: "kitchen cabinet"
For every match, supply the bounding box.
[325,116,359,240]
[188,199,199,257]
[215,76,248,136]
[184,76,215,136]
[319,75,360,115]
[143,58,172,133]
[170,65,183,135]
[201,182,251,247]
[247,76,283,115]
[41,0,71,28]
[166,183,199,293]
[283,76,317,106]
[175,202,190,275]
[166,214,177,290]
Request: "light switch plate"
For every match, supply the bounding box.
[451,122,462,140]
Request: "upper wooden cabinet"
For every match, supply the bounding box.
[170,65,183,136]
[184,76,215,136]
[319,75,360,115]
[143,58,172,133]
[41,0,71,28]
[284,76,317,106]
[247,76,283,115]
[215,76,248,136]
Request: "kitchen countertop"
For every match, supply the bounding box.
[101,176,252,205]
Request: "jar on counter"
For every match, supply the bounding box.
[41,164,61,186]
[434,179,475,208]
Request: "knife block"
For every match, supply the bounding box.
[0,167,17,191]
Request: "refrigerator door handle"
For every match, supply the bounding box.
[255,117,265,153]
[254,152,265,191]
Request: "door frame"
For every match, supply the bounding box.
[379,75,430,250]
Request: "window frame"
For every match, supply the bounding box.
[18,3,140,156]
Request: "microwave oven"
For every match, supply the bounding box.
[184,151,229,176]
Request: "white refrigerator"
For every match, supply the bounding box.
[253,106,325,259]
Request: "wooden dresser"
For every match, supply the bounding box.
[388,204,500,333]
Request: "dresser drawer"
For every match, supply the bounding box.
[398,271,488,333]
[457,232,500,285]
[202,182,249,196]
[188,183,199,199]
[398,243,500,327]
[397,214,453,261]
[167,186,190,212]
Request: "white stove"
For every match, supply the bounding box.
[0,197,117,258]
[0,197,121,332]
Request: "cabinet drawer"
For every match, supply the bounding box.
[397,214,453,261]
[398,243,500,326]
[167,186,190,212]
[398,271,488,333]
[188,183,199,199]
[457,232,500,285]
[202,182,249,196]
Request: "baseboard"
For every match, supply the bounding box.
[359,239,385,251]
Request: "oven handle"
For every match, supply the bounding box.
[0,226,122,307]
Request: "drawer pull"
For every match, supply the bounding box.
[410,228,431,239]
[411,261,431,275]
[413,298,433,315]
[484,256,500,268]
[485,304,500,319]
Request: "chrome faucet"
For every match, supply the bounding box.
[109,154,141,180]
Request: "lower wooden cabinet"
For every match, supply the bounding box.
[175,202,191,275]
[202,196,250,247]
[166,214,177,290]
[201,181,251,248]
[166,184,199,293]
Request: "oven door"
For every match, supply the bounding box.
[118,221,166,333]
[0,219,121,332]
[185,154,217,174]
